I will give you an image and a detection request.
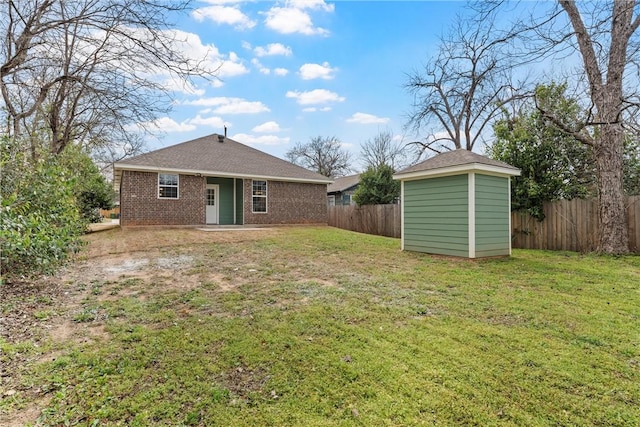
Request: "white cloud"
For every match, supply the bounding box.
[302,106,332,112]
[184,97,270,114]
[217,51,249,79]
[192,6,256,30]
[286,89,345,105]
[299,62,336,80]
[254,43,292,57]
[251,58,270,74]
[155,30,248,81]
[346,112,390,124]
[274,68,289,76]
[216,101,270,114]
[263,2,332,36]
[231,133,290,146]
[189,114,226,128]
[161,78,205,96]
[131,117,197,133]
[253,121,281,133]
[289,0,335,12]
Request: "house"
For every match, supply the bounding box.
[113,134,333,226]
[327,174,360,206]
[393,150,520,258]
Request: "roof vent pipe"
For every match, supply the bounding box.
[224,125,227,137]
[218,134,224,143]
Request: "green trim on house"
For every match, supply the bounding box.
[207,177,235,225]
[475,174,511,257]
[235,178,244,225]
[403,175,469,257]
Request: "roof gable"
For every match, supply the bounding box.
[114,134,332,184]
[394,149,520,180]
[327,174,360,193]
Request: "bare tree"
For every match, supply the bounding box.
[513,0,640,254]
[0,0,215,160]
[359,130,410,171]
[286,136,352,178]
[405,11,522,155]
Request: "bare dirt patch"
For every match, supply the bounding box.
[0,226,283,426]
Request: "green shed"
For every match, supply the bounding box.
[393,150,521,258]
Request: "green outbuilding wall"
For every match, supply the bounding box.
[395,149,519,258]
[475,174,510,257]
[403,175,469,257]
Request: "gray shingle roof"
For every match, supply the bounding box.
[114,134,332,184]
[327,174,360,193]
[394,149,519,177]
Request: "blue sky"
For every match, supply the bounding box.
[145,1,469,171]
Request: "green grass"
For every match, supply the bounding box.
[9,227,640,425]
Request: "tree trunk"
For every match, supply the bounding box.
[594,123,629,253]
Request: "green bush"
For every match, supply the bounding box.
[59,145,115,224]
[0,138,86,281]
[353,164,400,206]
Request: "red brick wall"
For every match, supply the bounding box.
[120,171,205,226]
[243,179,328,225]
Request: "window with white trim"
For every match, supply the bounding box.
[158,173,179,199]
[327,195,336,206]
[252,180,267,213]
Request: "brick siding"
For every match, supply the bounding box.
[120,171,327,226]
[120,171,204,226]
[243,179,328,225]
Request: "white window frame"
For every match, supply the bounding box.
[252,180,267,213]
[327,195,336,206]
[158,173,179,199]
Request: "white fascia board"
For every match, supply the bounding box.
[113,163,333,184]
[393,163,521,182]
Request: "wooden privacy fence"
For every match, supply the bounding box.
[511,196,639,253]
[327,196,640,253]
[328,204,401,238]
[99,206,120,219]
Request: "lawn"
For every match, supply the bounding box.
[1,226,639,426]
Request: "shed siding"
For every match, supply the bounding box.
[403,175,469,257]
[475,174,510,257]
[206,177,234,225]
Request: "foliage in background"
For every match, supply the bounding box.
[59,145,115,223]
[489,83,596,220]
[0,137,85,282]
[353,164,400,206]
[623,135,640,196]
[286,136,352,178]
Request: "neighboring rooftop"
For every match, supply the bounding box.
[114,134,332,188]
[327,174,361,193]
[394,149,520,178]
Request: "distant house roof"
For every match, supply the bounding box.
[114,134,333,189]
[327,174,361,193]
[393,149,520,180]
